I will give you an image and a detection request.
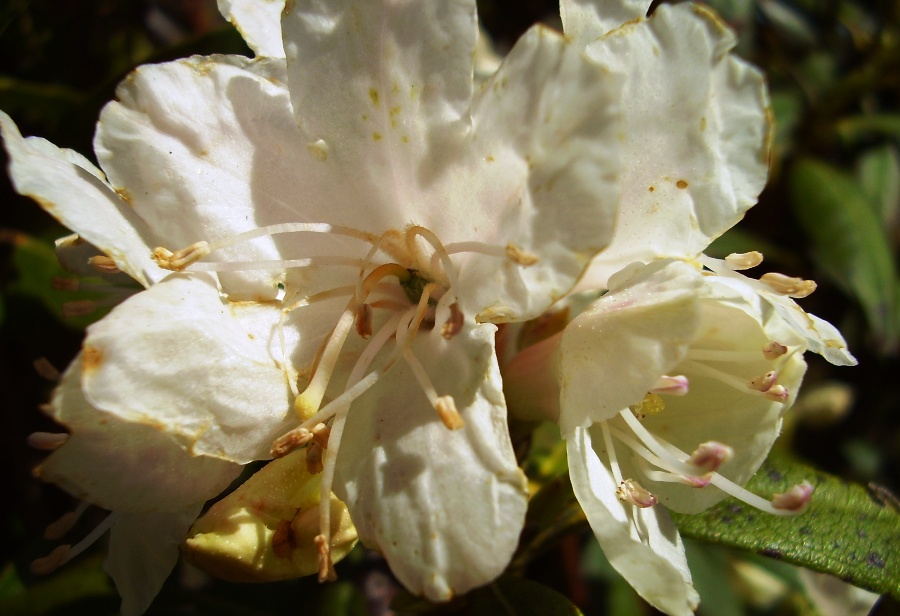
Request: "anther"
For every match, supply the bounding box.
[51,277,80,291]
[31,545,71,575]
[772,481,814,512]
[314,533,337,582]
[44,501,91,540]
[763,385,789,402]
[306,442,324,475]
[441,302,464,339]
[629,393,665,419]
[760,272,817,298]
[33,357,60,381]
[311,423,331,448]
[505,243,538,266]
[27,432,69,451]
[687,442,733,474]
[616,479,657,508]
[62,300,97,318]
[762,341,788,359]
[270,427,314,458]
[435,396,465,430]
[650,375,689,396]
[748,371,778,392]
[355,303,373,339]
[152,241,211,271]
[88,255,121,274]
[725,251,764,270]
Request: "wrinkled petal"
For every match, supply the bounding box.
[0,111,163,287]
[105,507,202,616]
[40,355,241,512]
[218,0,286,58]
[80,272,295,463]
[95,55,292,300]
[576,4,770,288]
[568,427,699,616]
[559,260,704,433]
[561,0,650,41]
[335,320,528,600]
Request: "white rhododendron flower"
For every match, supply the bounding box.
[3,0,627,611]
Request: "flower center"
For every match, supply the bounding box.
[153,221,537,581]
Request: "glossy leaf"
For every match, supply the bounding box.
[790,158,898,352]
[671,455,900,599]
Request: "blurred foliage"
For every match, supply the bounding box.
[1,1,898,615]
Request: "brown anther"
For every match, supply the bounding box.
[270,427,314,458]
[272,519,294,558]
[314,534,337,582]
[435,396,464,430]
[44,511,79,540]
[355,303,373,339]
[51,277,80,292]
[311,423,331,448]
[31,544,71,575]
[505,243,538,266]
[762,341,788,359]
[616,479,657,508]
[62,300,97,318]
[748,371,778,392]
[306,442,324,475]
[772,481,814,512]
[33,358,61,381]
[27,431,69,451]
[725,251,764,270]
[760,272,817,298]
[88,255,121,274]
[441,302,464,339]
[152,241,210,271]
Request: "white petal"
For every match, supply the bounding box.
[334,321,527,600]
[452,24,623,321]
[218,0,286,58]
[40,355,241,512]
[560,0,650,41]
[568,427,699,616]
[95,55,295,300]
[80,273,295,463]
[559,261,704,433]
[579,4,770,288]
[0,111,162,287]
[105,507,202,616]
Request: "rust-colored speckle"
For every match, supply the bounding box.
[648,186,655,192]
[82,346,103,374]
[699,116,707,132]
[114,187,133,206]
[401,135,409,143]
[486,155,495,162]
[368,88,379,106]
[372,132,382,141]
[676,180,688,189]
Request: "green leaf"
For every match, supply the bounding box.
[671,455,900,599]
[0,555,115,615]
[856,145,900,226]
[467,577,583,616]
[790,158,898,351]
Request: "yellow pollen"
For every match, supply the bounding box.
[629,392,665,419]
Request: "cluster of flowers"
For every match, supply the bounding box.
[2,1,855,615]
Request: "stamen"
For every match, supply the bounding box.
[772,481,814,512]
[51,277,80,291]
[152,242,210,271]
[505,243,539,266]
[403,348,464,430]
[441,302,464,339]
[629,393,665,419]
[294,306,357,420]
[408,226,459,292]
[649,375,689,396]
[616,479,657,508]
[33,358,60,381]
[44,501,91,540]
[27,432,69,451]
[763,385,789,402]
[31,512,117,574]
[187,256,364,273]
[760,272,817,298]
[360,263,411,301]
[687,442,733,474]
[762,341,788,359]
[748,371,778,392]
[355,303,373,338]
[441,241,539,267]
[61,300,97,318]
[306,442,324,474]
[725,251,763,270]
[681,360,788,402]
[314,533,336,582]
[88,255,120,274]
[204,222,377,252]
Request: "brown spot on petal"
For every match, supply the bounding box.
[676,180,689,189]
[648,186,655,192]
[82,346,103,374]
[114,187,133,206]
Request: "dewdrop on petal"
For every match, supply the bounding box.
[184,449,357,583]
